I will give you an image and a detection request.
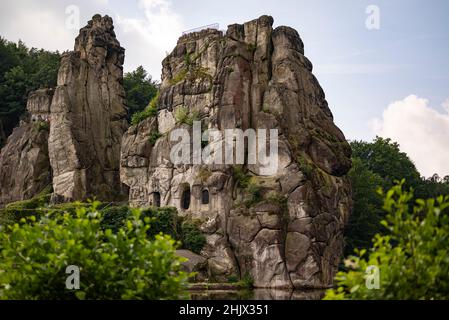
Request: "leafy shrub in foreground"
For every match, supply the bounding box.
[101,205,206,254]
[325,181,449,300]
[0,202,191,299]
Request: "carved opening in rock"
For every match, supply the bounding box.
[181,185,191,210]
[150,192,161,207]
[201,189,209,205]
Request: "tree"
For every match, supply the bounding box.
[325,181,449,300]
[0,37,60,147]
[0,202,191,299]
[123,66,158,121]
[350,137,421,191]
[346,137,449,255]
[415,174,449,200]
[344,158,384,255]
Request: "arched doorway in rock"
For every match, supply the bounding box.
[181,185,191,210]
[150,192,161,207]
[201,189,209,205]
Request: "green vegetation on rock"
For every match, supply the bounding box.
[148,131,162,146]
[130,91,159,126]
[174,106,199,126]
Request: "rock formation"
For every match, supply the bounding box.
[0,15,128,205]
[0,14,352,290]
[121,16,352,289]
[49,14,128,202]
[0,89,53,205]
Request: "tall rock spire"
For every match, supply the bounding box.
[49,14,128,202]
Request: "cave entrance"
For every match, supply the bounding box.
[151,192,161,207]
[181,186,191,210]
[201,189,209,205]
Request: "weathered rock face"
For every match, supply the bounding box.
[121,16,352,289]
[0,89,53,206]
[49,14,128,202]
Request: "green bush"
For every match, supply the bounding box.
[0,186,52,224]
[180,222,206,254]
[101,206,205,254]
[297,155,313,179]
[143,207,180,240]
[169,65,212,87]
[130,93,159,126]
[148,131,162,146]
[325,181,449,300]
[238,274,254,289]
[0,202,191,299]
[142,207,205,254]
[32,120,49,132]
[233,166,250,189]
[131,107,157,126]
[100,205,130,233]
[232,167,266,208]
[244,182,263,208]
[169,69,188,85]
[148,91,160,110]
[174,106,199,126]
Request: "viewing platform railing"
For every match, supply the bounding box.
[182,23,219,36]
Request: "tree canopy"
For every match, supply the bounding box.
[345,137,449,255]
[123,65,158,121]
[0,37,60,147]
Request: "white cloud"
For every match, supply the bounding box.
[0,1,76,52]
[371,95,449,178]
[0,0,183,79]
[115,0,184,79]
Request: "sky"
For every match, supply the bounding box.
[1,0,448,177]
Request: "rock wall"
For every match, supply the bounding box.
[49,14,128,202]
[121,16,352,289]
[0,89,53,206]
